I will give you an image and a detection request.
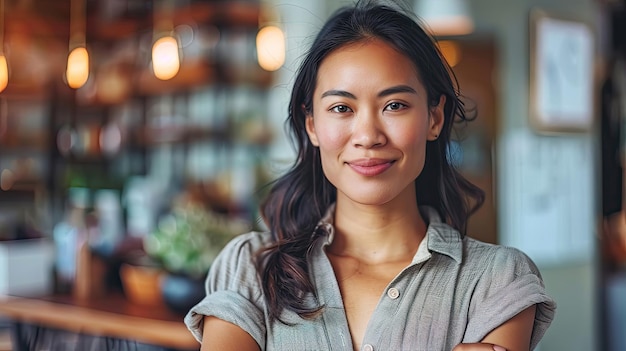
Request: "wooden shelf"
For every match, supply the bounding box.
[87,1,262,42]
[136,60,216,96]
[136,124,229,145]
[3,1,261,42]
[0,294,199,350]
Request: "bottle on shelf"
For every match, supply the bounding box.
[52,187,90,295]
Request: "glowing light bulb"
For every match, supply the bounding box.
[66,47,90,89]
[256,26,285,72]
[0,55,8,93]
[152,36,180,80]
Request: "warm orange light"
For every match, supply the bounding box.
[152,36,180,80]
[0,55,7,93]
[256,26,285,72]
[66,46,89,89]
[0,0,6,93]
[438,40,462,67]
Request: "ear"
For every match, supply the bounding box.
[428,95,446,141]
[305,114,320,147]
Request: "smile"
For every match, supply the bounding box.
[346,158,395,176]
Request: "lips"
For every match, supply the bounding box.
[346,158,395,176]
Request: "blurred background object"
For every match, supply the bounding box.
[0,0,279,349]
[414,0,474,36]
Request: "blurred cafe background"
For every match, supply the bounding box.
[0,0,625,350]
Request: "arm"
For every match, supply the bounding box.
[481,305,536,349]
[453,305,537,351]
[200,316,261,351]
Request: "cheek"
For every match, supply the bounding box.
[313,122,348,150]
[388,120,426,149]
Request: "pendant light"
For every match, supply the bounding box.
[414,0,474,36]
[151,0,180,80]
[152,35,180,80]
[256,5,285,72]
[66,0,89,89]
[256,26,285,72]
[0,0,8,93]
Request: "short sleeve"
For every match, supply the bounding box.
[184,232,269,348]
[464,246,557,350]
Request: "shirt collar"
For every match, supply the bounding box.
[420,206,463,264]
[315,203,463,265]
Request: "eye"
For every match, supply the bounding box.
[384,102,408,111]
[330,105,352,113]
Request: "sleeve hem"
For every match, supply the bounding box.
[184,290,266,348]
[464,274,557,349]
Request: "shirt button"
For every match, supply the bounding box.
[387,287,400,299]
[362,344,374,351]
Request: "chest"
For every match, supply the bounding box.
[267,255,476,351]
[328,255,411,350]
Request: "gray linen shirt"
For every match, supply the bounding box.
[185,206,556,350]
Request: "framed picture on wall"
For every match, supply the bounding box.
[529,9,595,134]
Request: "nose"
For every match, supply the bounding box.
[351,110,386,148]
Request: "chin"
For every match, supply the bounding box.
[340,189,400,207]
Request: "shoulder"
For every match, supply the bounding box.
[185,231,273,346]
[219,231,274,258]
[460,237,556,348]
[206,231,274,292]
[462,237,542,278]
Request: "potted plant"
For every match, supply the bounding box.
[143,200,251,313]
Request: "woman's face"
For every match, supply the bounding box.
[305,39,445,207]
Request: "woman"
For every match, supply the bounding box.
[185,1,556,350]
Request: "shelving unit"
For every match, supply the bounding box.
[0,6,274,335]
[0,0,275,232]
[0,1,277,347]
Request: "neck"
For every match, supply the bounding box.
[328,197,427,264]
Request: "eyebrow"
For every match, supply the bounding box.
[320,85,417,99]
[378,85,417,97]
[321,90,356,99]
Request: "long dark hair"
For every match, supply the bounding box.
[256,0,485,324]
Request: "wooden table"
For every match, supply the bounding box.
[0,294,199,350]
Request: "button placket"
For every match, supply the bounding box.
[362,344,374,351]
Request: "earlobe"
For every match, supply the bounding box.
[305,115,319,147]
[428,95,446,141]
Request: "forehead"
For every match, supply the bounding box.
[315,39,422,91]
